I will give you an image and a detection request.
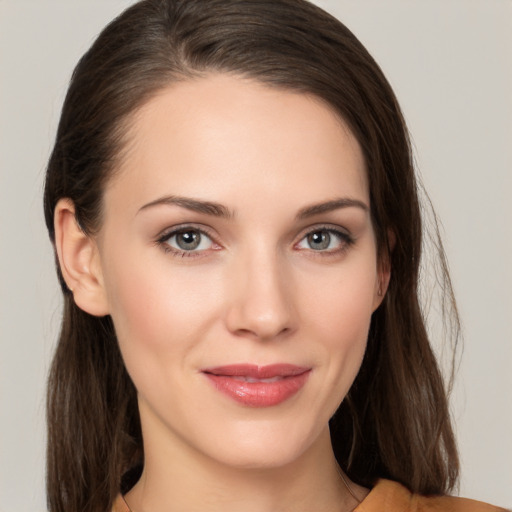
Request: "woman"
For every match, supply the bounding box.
[43,1,506,511]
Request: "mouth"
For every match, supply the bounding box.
[202,364,311,407]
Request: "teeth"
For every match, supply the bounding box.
[232,376,283,383]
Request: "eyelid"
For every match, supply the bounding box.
[293,223,355,253]
[154,222,355,258]
[155,222,216,240]
[155,223,221,257]
[295,223,352,241]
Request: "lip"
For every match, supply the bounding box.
[202,364,311,407]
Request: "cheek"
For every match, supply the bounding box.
[299,257,377,394]
[275,264,375,433]
[302,262,377,343]
[102,250,223,369]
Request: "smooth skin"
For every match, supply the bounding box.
[54,74,390,512]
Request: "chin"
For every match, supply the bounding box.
[197,418,328,471]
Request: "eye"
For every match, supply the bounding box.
[296,227,353,253]
[158,227,217,255]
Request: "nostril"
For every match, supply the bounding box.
[231,324,292,341]
[223,260,295,339]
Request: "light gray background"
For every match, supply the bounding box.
[1,1,511,510]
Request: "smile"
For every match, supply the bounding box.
[202,364,311,407]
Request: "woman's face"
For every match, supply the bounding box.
[94,74,385,470]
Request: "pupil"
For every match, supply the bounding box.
[177,231,200,250]
[308,231,330,250]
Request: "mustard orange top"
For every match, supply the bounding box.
[112,479,508,512]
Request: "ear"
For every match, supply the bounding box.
[372,230,395,311]
[54,198,110,316]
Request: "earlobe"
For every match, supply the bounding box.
[373,265,391,311]
[54,199,110,316]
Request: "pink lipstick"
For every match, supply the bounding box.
[202,364,310,407]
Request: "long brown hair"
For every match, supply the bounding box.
[44,1,460,511]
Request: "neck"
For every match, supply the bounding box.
[125,428,363,512]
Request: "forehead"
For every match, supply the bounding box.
[104,74,368,216]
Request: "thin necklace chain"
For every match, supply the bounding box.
[121,466,361,512]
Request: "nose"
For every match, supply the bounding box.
[224,248,296,341]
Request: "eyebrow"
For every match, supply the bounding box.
[137,195,368,219]
[138,195,233,218]
[295,198,369,219]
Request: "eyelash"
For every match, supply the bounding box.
[155,224,355,259]
[155,225,219,258]
[294,225,355,257]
